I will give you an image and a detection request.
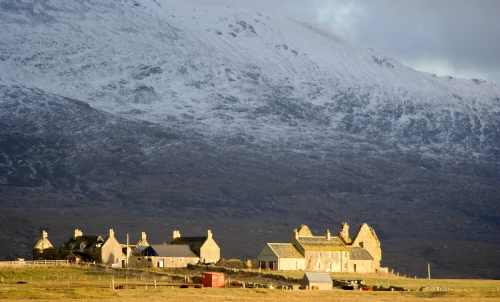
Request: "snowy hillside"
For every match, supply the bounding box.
[1,0,499,158]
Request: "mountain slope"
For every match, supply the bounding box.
[0,0,499,278]
[1,0,499,157]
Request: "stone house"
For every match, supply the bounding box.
[33,230,58,260]
[171,230,220,264]
[127,229,221,268]
[33,229,124,267]
[132,244,199,268]
[256,223,381,273]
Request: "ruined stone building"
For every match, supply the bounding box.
[256,223,381,273]
[33,229,124,267]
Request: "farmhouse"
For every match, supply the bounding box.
[34,228,220,269]
[256,223,381,273]
[126,229,221,268]
[171,229,220,264]
[131,244,199,268]
[33,229,124,267]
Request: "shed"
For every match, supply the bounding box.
[301,272,332,290]
[202,272,225,287]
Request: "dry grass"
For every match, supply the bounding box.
[0,267,499,301]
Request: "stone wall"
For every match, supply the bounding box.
[200,237,220,264]
[352,223,381,268]
[304,251,344,272]
[100,231,123,267]
[131,256,198,268]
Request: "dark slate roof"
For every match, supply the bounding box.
[143,245,198,258]
[61,236,104,250]
[302,272,333,283]
[347,246,374,260]
[268,243,304,258]
[171,237,206,255]
[297,236,348,251]
[131,246,148,256]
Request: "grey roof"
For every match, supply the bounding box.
[347,246,374,260]
[171,237,206,255]
[143,245,198,258]
[297,236,348,251]
[131,246,148,256]
[302,272,333,283]
[268,243,304,258]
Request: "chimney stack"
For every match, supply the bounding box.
[325,229,331,240]
[73,229,82,240]
[207,230,213,239]
[173,230,181,241]
[109,229,115,238]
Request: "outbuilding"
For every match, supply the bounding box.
[135,244,199,268]
[202,272,225,287]
[301,272,332,290]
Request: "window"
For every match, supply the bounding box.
[181,258,184,262]
[343,263,347,270]
[148,258,152,262]
[329,264,332,270]
[317,262,321,269]
[328,251,332,258]
[343,252,347,258]
[318,252,321,257]
[259,261,266,269]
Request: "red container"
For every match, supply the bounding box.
[202,272,225,288]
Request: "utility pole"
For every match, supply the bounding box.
[126,234,129,269]
[427,263,431,279]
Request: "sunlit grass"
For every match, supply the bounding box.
[0,267,499,301]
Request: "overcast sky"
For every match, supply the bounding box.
[194,0,500,85]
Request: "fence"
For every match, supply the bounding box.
[0,260,70,268]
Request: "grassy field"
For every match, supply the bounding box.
[0,267,499,301]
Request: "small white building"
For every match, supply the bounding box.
[301,272,333,290]
[256,243,305,270]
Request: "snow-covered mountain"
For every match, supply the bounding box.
[1,0,499,278]
[1,0,499,158]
